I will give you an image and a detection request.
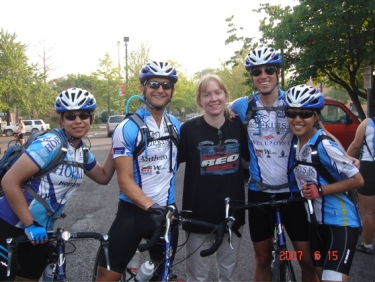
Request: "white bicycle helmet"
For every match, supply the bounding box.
[245,47,283,71]
[139,61,178,83]
[55,88,96,114]
[285,84,324,109]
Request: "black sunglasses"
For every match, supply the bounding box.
[250,67,277,77]
[285,111,315,119]
[64,112,92,121]
[145,81,173,90]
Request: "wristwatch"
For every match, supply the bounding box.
[317,184,323,196]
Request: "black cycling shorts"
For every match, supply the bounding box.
[0,218,49,280]
[309,224,358,275]
[358,161,375,196]
[97,200,179,274]
[247,190,309,242]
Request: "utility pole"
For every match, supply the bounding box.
[124,37,129,83]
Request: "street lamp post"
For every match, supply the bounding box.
[124,37,129,83]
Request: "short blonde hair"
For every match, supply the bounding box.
[195,74,229,109]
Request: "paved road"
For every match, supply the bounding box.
[1,129,374,281]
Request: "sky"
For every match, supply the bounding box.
[1,0,299,80]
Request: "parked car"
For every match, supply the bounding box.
[4,119,50,136]
[107,115,125,137]
[242,99,360,172]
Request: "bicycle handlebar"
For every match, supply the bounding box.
[138,206,235,257]
[6,229,110,277]
[228,196,306,213]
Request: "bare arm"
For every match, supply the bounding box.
[113,156,154,211]
[347,118,369,157]
[1,154,40,227]
[85,149,115,185]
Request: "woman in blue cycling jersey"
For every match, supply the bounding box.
[285,84,364,282]
[0,87,115,281]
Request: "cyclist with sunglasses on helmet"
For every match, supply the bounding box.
[0,88,115,281]
[95,61,180,281]
[230,46,319,281]
[285,84,363,282]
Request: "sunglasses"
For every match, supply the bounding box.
[285,111,315,119]
[250,67,277,77]
[64,112,92,121]
[145,81,173,90]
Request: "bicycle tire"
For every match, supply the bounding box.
[272,256,296,282]
[8,139,18,148]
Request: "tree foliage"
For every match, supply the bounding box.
[0,29,52,123]
[255,0,375,119]
[225,1,375,118]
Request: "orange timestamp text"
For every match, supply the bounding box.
[279,250,303,260]
[314,251,338,261]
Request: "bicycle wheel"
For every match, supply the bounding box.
[8,139,18,148]
[272,255,296,282]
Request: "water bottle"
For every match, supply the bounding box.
[42,263,55,281]
[125,250,141,281]
[135,261,154,282]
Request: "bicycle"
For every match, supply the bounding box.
[226,195,307,282]
[6,228,110,281]
[91,205,235,282]
[7,134,23,148]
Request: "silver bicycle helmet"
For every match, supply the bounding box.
[285,84,324,109]
[139,61,178,83]
[55,88,96,114]
[245,47,283,71]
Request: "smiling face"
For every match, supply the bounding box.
[250,65,280,96]
[286,108,319,142]
[60,111,92,139]
[140,78,174,110]
[198,79,228,117]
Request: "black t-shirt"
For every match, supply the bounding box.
[178,116,249,233]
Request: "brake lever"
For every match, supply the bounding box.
[6,238,15,277]
[164,206,175,243]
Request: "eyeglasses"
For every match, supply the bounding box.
[145,81,173,90]
[285,111,315,119]
[250,67,277,77]
[64,112,92,121]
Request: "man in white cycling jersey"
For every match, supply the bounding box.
[95,61,180,281]
[230,46,318,282]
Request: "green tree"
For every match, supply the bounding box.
[254,0,375,119]
[0,29,47,123]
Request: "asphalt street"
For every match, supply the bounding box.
[1,129,374,281]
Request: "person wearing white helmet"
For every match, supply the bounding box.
[230,46,319,281]
[286,84,363,282]
[15,116,26,145]
[95,61,180,281]
[0,87,115,281]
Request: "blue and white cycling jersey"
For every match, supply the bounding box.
[112,107,180,206]
[292,129,361,227]
[362,118,375,161]
[0,129,97,229]
[230,89,296,193]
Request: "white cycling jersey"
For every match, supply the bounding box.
[112,107,180,206]
[362,118,375,161]
[230,89,296,193]
[0,129,96,229]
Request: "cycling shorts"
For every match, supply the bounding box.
[247,190,309,242]
[18,133,24,139]
[358,161,375,196]
[97,200,179,274]
[309,224,358,275]
[0,218,49,280]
